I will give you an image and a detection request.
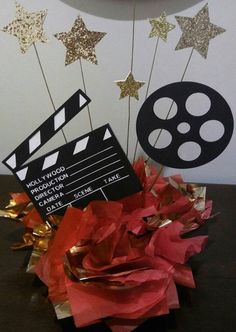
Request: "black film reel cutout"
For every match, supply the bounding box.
[136,81,234,169]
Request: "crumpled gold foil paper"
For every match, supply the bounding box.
[0,196,32,220]
[11,222,53,251]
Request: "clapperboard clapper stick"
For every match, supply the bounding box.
[3,89,90,171]
[3,90,142,220]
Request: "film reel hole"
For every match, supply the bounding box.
[200,120,225,142]
[186,93,211,116]
[177,122,191,134]
[148,129,172,149]
[178,142,201,161]
[154,97,177,120]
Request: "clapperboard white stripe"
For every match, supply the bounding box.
[42,152,59,171]
[3,89,90,171]
[54,108,65,131]
[16,167,28,181]
[29,131,41,154]
[103,128,112,140]
[5,154,16,169]
[73,137,89,155]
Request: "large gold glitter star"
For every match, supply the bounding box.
[115,72,145,100]
[2,2,48,53]
[175,4,225,58]
[149,12,175,42]
[54,16,106,65]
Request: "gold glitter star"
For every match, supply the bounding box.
[149,12,175,42]
[175,4,225,58]
[116,72,145,100]
[54,16,106,65]
[2,2,48,53]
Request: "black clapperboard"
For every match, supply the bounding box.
[3,89,142,219]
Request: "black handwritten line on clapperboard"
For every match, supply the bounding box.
[3,91,142,220]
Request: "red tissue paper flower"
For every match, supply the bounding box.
[35,159,212,332]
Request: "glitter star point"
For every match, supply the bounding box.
[116,72,145,100]
[2,2,48,53]
[54,16,106,65]
[175,4,226,58]
[149,12,175,42]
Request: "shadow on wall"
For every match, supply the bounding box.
[59,0,203,20]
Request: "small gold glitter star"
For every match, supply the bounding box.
[149,12,175,42]
[115,72,145,100]
[2,2,48,53]
[175,4,225,58]
[54,16,106,65]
